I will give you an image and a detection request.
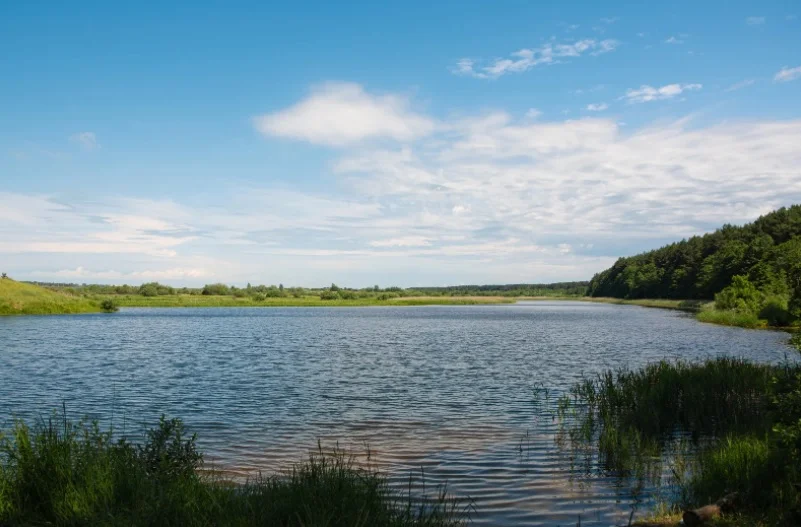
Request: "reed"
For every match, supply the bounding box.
[0,414,466,526]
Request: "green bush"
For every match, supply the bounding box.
[201,283,230,296]
[714,275,762,313]
[759,295,792,326]
[319,290,339,300]
[100,299,119,313]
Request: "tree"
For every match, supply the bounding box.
[1,273,7,279]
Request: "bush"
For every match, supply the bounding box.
[759,295,792,326]
[202,283,230,296]
[714,275,762,313]
[319,290,339,300]
[100,299,119,313]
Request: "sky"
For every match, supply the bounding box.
[1,1,801,287]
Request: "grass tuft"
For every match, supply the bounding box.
[0,414,466,526]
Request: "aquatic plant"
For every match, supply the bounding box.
[0,413,466,526]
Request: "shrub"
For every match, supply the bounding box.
[202,283,230,296]
[759,295,792,326]
[714,275,762,313]
[319,290,339,300]
[100,299,119,313]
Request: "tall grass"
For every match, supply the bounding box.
[0,414,466,526]
[556,355,801,525]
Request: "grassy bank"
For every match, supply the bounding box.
[0,414,465,526]
[555,337,801,526]
[0,279,102,316]
[90,294,516,308]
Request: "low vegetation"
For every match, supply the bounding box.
[0,278,102,316]
[0,413,466,526]
[555,334,801,526]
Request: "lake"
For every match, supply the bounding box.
[0,301,793,526]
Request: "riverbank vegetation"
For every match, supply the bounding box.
[0,414,465,526]
[0,278,102,315]
[588,205,801,328]
[555,334,801,526]
[18,281,586,309]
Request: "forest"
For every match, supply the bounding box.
[588,205,801,326]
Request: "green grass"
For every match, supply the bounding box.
[0,279,102,316]
[696,307,767,329]
[92,294,515,308]
[555,352,801,526]
[0,414,466,526]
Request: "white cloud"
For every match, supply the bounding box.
[746,16,766,25]
[664,36,684,44]
[253,82,435,146]
[775,65,801,82]
[35,267,210,281]
[7,87,801,287]
[725,79,756,92]
[454,39,619,79]
[586,103,609,111]
[369,236,432,248]
[525,108,543,119]
[69,132,98,150]
[600,17,618,24]
[622,83,702,103]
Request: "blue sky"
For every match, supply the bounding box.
[2,1,800,287]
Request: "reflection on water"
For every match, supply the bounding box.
[0,302,792,525]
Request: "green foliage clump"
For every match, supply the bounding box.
[319,290,340,300]
[100,299,119,313]
[201,283,231,296]
[138,282,174,297]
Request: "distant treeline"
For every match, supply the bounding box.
[588,204,801,326]
[30,281,589,301]
[413,282,589,297]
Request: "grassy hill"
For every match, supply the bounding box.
[0,279,101,315]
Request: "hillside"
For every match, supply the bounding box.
[0,279,102,315]
[588,205,801,326]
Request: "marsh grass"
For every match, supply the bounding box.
[555,356,801,525]
[0,414,466,526]
[0,279,101,316]
[696,309,767,328]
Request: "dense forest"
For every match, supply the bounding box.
[588,205,801,325]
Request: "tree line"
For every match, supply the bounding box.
[588,205,801,325]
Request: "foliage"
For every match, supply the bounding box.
[588,205,801,327]
[201,283,231,296]
[100,299,119,313]
[0,414,465,526]
[556,352,801,525]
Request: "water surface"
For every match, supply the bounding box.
[0,302,793,525]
